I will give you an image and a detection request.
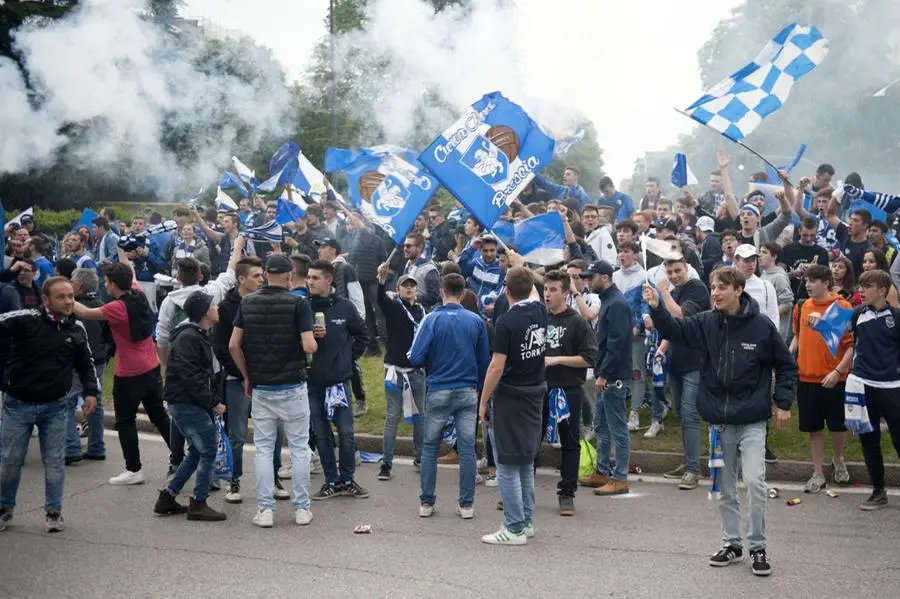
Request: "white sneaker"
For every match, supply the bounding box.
[475,473,485,485]
[293,508,313,526]
[523,522,535,538]
[253,508,274,528]
[108,469,145,486]
[419,503,435,518]
[310,451,322,474]
[627,411,640,432]
[477,457,489,474]
[456,504,475,519]
[485,474,498,487]
[225,480,242,504]
[481,527,526,546]
[277,466,292,480]
[643,421,664,438]
[355,450,361,466]
[581,425,596,442]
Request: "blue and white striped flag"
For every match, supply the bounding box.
[671,153,698,189]
[259,141,333,203]
[231,156,260,191]
[218,171,249,198]
[685,24,828,141]
[552,124,584,157]
[420,91,555,228]
[514,211,566,265]
[215,187,239,212]
[243,219,283,243]
[325,145,439,244]
[275,186,308,224]
[844,184,900,216]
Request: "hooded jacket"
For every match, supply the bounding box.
[307,294,368,387]
[0,308,100,403]
[594,284,632,383]
[155,269,235,351]
[651,293,797,425]
[163,322,217,409]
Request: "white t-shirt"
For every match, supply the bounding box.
[744,275,779,326]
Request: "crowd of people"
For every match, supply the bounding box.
[2,150,900,578]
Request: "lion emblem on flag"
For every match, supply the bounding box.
[370,175,409,217]
[461,135,510,186]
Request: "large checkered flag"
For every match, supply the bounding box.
[684,23,828,142]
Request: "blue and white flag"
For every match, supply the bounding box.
[685,24,828,141]
[491,220,515,247]
[275,193,307,225]
[845,375,874,435]
[751,143,807,211]
[546,388,570,448]
[552,124,584,157]
[218,171,249,198]
[811,300,853,357]
[671,153,699,189]
[71,208,99,232]
[514,211,566,265]
[231,156,260,191]
[708,425,725,500]
[185,186,206,205]
[148,220,178,236]
[325,146,439,244]
[844,184,900,216]
[420,91,555,228]
[215,187,239,212]
[243,219,283,244]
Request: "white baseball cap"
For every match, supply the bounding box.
[734,244,759,259]
[696,216,716,232]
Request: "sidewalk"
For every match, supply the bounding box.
[99,409,900,486]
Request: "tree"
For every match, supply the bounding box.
[635,0,900,196]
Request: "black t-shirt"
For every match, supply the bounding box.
[668,279,710,374]
[545,307,599,389]
[781,242,830,301]
[842,239,872,279]
[494,300,547,386]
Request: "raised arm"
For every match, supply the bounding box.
[718,149,739,219]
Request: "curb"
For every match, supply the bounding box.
[101,412,900,486]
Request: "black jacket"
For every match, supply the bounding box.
[308,294,368,387]
[376,284,424,368]
[0,307,100,402]
[0,283,22,375]
[700,233,723,286]
[429,220,456,263]
[164,322,217,409]
[594,284,632,383]
[651,293,797,425]
[348,228,388,284]
[213,286,243,379]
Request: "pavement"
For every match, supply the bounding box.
[1,431,899,599]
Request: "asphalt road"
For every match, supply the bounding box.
[1,431,898,599]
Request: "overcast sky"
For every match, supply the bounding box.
[184,0,742,180]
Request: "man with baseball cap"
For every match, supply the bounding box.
[733,244,779,327]
[577,261,633,496]
[697,216,723,286]
[229,253,319,528]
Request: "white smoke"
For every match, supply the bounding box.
[0,0,291,198]
[332,0,583,147]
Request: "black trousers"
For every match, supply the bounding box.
[536,386,583,497]
[113,367,170,472]
[859,386,900,490]
[350,361,366,401]
[361,281,384,346]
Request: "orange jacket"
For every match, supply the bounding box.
[792,294,854,383]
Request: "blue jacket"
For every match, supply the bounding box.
[596,191,634,222]
[458,246,505,309]
[34,256,55,288]
[407,303,490,392]
[594,284,632,383]
[533,174,592,211]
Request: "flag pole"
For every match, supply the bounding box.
[642,242,649,284]
[488,229,512,253]
[672,108,791,185]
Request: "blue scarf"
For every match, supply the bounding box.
[708,425,725,500]
[844,375,874,435]
[546,388,570,448]
[325,384,349,421]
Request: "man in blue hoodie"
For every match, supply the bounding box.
[408,273,491,519]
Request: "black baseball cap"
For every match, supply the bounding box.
[580,260,615,278]
[654,218,679,234]
[264,255,293,274]
[314,238,342,254]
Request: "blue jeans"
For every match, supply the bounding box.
[0,396,68,512]
[166,403,217,501]
[309,382,356,486]
[253,385,311,510]
[670,370,701,474]
[718,421,767,551]
[490,429,534,534]
[595,383,630,481]
[382,368,425,467]
[223,379,283,480]
[65,363,106,458]
[420,387,477,507]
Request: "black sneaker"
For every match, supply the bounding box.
[377,464,392,481]
[45,511,65,533]
[65,455,82,466]
[154,489,189,516]
[558,495,575,516]
[311,482,341,501]
[0,508,12,532]
[343,480,370,499]
[859,488,888,511]
[765,447,778,464]
[413,459,421,472]
[750,549,772,576]
[709,544,743,567]
[82,453,106,461]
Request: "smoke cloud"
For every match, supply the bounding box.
[0,0,291,199]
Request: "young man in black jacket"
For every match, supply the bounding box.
[0,277,99,533]
[375,265,425,481]
[542,270,598,516]
[645,266,796,577]
[479,267,547,545]
[306,260,370,500]
[577,261,633,496]
[66,268,112,463]
[154,291,227,522]
[229,255,319,528]
[654,258,710,490]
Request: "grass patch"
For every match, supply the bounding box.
[101,356,898,463]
